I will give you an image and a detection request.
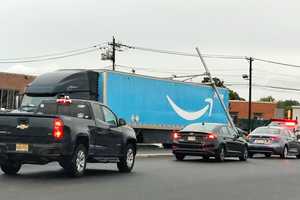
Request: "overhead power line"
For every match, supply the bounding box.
[226,83,300,92]
[0,48,100,64]
[118,43,246,60]
[254,58,300,68]
[0,43,107,64]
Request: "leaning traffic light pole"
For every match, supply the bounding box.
[195,47,237,133]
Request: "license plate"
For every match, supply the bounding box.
[188,136,196,141]
[254,139,265,144]
[16,144,29,152]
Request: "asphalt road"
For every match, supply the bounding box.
[1,155,300,200]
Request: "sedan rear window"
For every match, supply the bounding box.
[251,127,280,135]
[181,123,220,133]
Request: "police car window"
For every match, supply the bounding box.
[102,106,117,126]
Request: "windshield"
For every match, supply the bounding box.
[251,127,281,135]
[20,95,56,112]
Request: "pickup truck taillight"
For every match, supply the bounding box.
[53,118,64,141]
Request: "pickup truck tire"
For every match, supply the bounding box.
[117,144,136,173]
[1,161,21,175]
[63,144,87,177]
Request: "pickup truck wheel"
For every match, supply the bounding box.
[117,144,136,173]
[64,144,87,177]
[1,161,21,175]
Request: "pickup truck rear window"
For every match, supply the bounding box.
[36,102,92,119]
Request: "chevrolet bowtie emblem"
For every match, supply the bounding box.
[16,124,29,130]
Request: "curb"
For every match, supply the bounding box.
[136,153,173,158]
[137,143,164,149]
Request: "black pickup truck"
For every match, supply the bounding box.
[0,98,137,177]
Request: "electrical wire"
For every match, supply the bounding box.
[226,83,300,92]
[118,43,246,60]
[254,57,300,68]
[0,42,107,61]
[0,48,99,64]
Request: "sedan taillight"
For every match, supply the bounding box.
[172,131,181,141]
[271,136,280,142]
[206,133,217,140]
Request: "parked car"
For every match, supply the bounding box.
[0,97,137,177]
[247,126,300,158]
[172,123,248,162]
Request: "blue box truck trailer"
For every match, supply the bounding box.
[21,69,229,144]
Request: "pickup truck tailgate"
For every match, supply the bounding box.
[0,113,57,144]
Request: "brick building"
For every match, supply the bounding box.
[229,100,277,122]
[0,72,36,109]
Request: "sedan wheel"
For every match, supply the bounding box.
[174,154,185,161]
[280,146,288,159]
[239,146,248,161]
[215,146,225,162]
[265,153,271,158]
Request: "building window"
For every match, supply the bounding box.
[254,112,263,120]
[0,89,20,110]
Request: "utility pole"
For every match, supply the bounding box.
[195,47,237,133]
[112,36,116,71]
[248,57,253,133]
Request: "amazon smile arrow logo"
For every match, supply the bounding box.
[166,95,213,121]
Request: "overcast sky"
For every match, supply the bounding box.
[1,0,300,101]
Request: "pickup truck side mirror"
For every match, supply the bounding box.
[118,118,127,126]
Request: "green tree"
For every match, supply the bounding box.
[229,89,245,101]
[259,96,275,102]
[277,100,300,110]
[201,77,225,88]
[202,77,245,100]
